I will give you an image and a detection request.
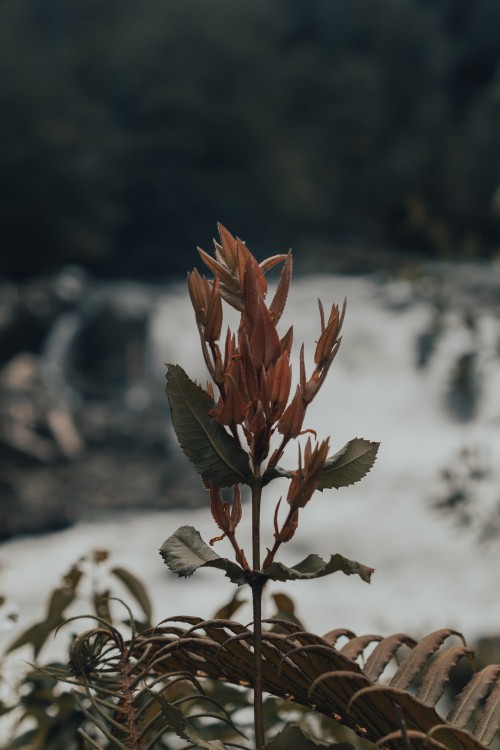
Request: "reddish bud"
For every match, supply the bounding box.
[305,298,347,403]
[248,401,269,462]
[230,484,242,529]
[239,331,260,402]
[197,246,237,291]
[268,351,292,421]
[280,325,294,357]
[299,343,307,396]
[223,328,236,371]
[286,437,330,509]
[314,301,342,368]
[208,483,242,545]
[204,276,223,343]
[277,385,305,440]
[209,484,229,534]
[277,507,299,543]
[269,250,292,325]
[216,223,239,273]
[242,256,259,327]
[249,298,281,369]
[259,254,288,273]
[212,373,249,426]
[237,240,267,300]
[187,268,205,322]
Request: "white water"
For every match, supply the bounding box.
[1,271,500,673]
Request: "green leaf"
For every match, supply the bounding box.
[147,686,228,749]
[213,590,247,620]
[262,465,293,485]
[160,526,247,585]
[317,438,379,491]
[264,723,354,749]
[46,586,77,626]
[111,566,153,622]
[7,622,52,658]
[166,364,251,487]
[263,552,374,584]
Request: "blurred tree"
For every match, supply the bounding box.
[1,0,499,279]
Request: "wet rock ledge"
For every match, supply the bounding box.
[0,269,201,541]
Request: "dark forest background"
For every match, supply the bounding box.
[2,0,500,279]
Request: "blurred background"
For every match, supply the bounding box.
[1,0,500,620]
[2,0,500,282]
[2,7,500,742]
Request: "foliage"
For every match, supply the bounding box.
[3,0,500,279]
[433,445,500,543]
[3,225,500,749]
[0,570,353,750]
[132,619,500,749]
[0,549,153,749]
[5,574,500,749]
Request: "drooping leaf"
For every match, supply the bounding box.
[165,364,251,487]
[159,526,247,585]
[137,621,500,750]
[317,438,379,490]
[473,679,500,746]
[111,566,153,622]
[390,629,465,691]
[416,645,475,705]
[363,633,417,681]
[263,552,374,584]
[430,725,488,750]
[339,634,382,661]
[448,665,500,729]
[264,722,353,749]
[322,628,356,647]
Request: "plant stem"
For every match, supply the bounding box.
[252,472,262,572]
[251,470,265,749]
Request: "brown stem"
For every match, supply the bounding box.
[267,435,287,471]
[252,472,262,571]
[226,529,250,571]
[262,503,295,568]
[251,470,265,749]
[262,540,279,570]
[251,577,265,749]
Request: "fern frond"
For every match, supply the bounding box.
[131,621,500,750]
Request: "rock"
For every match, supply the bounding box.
[0,274,204,541]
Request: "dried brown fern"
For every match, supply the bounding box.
[131,619,500,750]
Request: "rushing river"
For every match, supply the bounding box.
[1,267,500,663]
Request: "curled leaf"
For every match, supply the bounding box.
[263,552,374,584]
[160,525,247,585]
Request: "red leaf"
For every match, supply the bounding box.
[269,251,292,324]
[216,223,239,272]
[250,298,282,369]
[277,385,305,440]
